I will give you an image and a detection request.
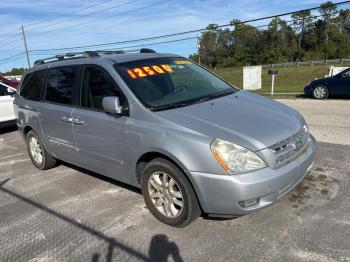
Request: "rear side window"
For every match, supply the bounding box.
[45,66,79,105]
[81,66,125,111]
[20,70,46,101]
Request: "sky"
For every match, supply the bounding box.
[0,0,337,72]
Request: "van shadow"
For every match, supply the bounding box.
[0,178,184,262]
[60,161,142,195]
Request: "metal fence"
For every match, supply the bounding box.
[261,58,350,68]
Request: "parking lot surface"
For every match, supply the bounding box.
[0,99,349,262]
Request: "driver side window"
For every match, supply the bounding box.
[341,70,350,78]
[81,66,126,111]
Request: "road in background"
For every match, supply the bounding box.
[0,99,349,261]
[279,99,350,145]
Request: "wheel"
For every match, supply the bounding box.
[312,85,329,99]
[27,130,57,170]
[141,158,201,227]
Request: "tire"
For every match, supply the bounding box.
[312,85,329,99]
[26,130,57,170]
[141,158,201,227]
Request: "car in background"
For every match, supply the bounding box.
[304,68,350,99]
[0,82,16,128]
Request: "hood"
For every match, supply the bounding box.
[155,91,304,151]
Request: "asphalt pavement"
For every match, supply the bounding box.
[0,99,349,262]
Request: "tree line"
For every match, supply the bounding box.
[189,1,350,67]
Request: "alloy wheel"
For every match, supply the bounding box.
[313,86,327,99]
[148,171,184,218]
[29,137,43,165]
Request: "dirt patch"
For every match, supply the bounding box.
[288,168,340,210]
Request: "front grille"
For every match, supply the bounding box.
[269,127,309,167]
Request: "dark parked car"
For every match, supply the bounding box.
[304,68,350,99]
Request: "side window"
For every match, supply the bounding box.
[20,70,46,101]
[45,66,78,105]
[342,70,350,78]
[81,66,125,111]
[0,84,5,96]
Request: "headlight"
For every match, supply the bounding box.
[211,139,267,174]
[306,81,312,86]
[303,124,309,133]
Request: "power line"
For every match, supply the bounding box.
[31,36,199,56]
[25,0,113,28]
[27,0,171,38]
[0,54,24,66]
[1,0,350,66]
[27,9,348,57]
[0,0,112,40]
[27,9,190,47]
[26,0,350,53]
[0,52,25,63]
[27,0,138,32]
[0,31,22,42]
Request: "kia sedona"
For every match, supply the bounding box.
[14,49,317,227]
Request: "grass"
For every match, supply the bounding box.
[212,63,350,95]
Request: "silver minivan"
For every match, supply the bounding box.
[14,50,316,227]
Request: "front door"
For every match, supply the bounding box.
[40,66,80,161]
[332,69,350,95]
[72,65,129,182]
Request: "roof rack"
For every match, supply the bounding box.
[33,48,157,66]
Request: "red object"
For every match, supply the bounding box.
[0,76,19,89]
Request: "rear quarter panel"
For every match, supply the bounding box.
[14,95,45,143]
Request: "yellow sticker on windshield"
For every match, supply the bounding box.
[175,60,192,65]
[126,64,175,79]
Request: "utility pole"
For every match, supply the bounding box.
[197,35,201,65]
[21,26,31,68]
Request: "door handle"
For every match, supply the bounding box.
[72,118,85,125]
[61,116,73,123]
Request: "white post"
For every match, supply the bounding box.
[271,74,275,95]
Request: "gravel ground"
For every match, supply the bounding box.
[0,99,349,262]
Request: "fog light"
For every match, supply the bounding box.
[240,198,260,208]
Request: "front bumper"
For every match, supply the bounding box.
[304,85,312,96]
[186,135,317,216]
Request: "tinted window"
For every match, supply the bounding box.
[20,70,46,101]
[114,58,235,110]
[342,70,350,78]
[45,66,78,105]
[81,66,124,110]
[0,84,6,96]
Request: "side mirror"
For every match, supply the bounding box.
[102,96,123,114]
[7,87,16,95]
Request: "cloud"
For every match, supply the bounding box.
[0,0,330,70]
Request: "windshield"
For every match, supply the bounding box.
[114,57,237,111]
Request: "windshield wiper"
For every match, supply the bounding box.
[149,102,193,112]
[193,90,234,104]
[149,90,234,112]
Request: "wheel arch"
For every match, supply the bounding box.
[23,125,33,136]
[135,150,188,184]
[135,150,205,213]
[312,82,330,91]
